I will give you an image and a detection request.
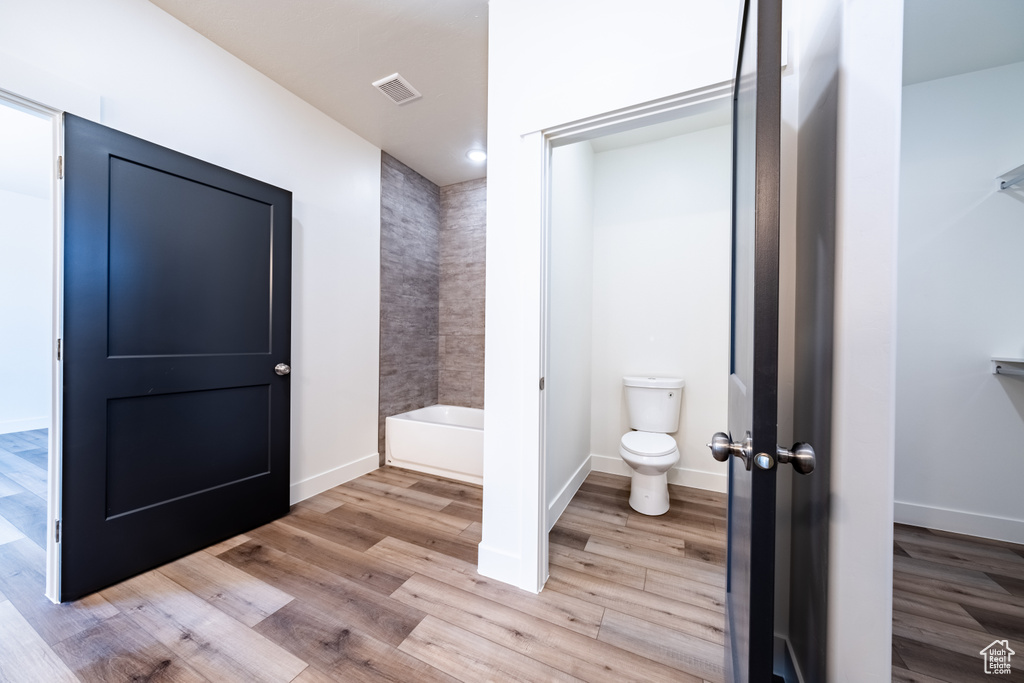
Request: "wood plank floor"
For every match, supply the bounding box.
[891,523,1024,682]
[0,454,728,682]
[0,429,48,551]
[1,429,1019,681]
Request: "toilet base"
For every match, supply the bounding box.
[628,471,670,515]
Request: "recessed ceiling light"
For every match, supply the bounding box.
[466,149,487,162]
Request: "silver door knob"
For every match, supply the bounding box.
[776,442,815,474]
[707,431,752,469]
[752,443,815,473]
[275,363,291,376]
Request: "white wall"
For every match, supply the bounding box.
[0,104,52,434]
[896,60,1024,543]
[545,141,596,526]
[0,0,382,501]
[588,126,731,492]
[483,0,740,592]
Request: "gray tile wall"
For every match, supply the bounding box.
[378,153,441,463]
[439,178,487,409]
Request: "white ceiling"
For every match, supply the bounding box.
[148,1,1024,187]
[903,0,1024,85]
[149,0,488,187]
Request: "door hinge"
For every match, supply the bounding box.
[58,155,63,179]
[54,520,61,543]
[56,338,61,361]
[539,377,545,390]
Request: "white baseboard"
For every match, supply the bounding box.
[477,543,540,593]
[894,500,1024,545]
[589,453,728,493]
[589,453,633,478]
[547,457,591,531]
[289,453,378,504]
[0,417,49,436]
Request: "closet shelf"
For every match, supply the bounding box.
[991,357,1024,378]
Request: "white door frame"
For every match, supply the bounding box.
[535,80,733,586]
[0,88,64,603]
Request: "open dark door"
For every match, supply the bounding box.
[61,114,292,601]
[706,0,790,680]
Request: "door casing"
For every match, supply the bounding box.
[0,87,64,604]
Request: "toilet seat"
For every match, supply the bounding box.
[620,431,677,457]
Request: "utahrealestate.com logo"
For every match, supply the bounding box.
[980,640,1015,675]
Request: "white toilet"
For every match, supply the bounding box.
[619,376,684,515]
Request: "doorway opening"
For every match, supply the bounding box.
[0,90,62,602]
[891,2,1024,678]
[537,86,735,679]
[542,94,734,526]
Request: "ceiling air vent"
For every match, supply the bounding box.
[372,73,422,105]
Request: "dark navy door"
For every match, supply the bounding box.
[724,0,782,680]
[61,114,292,601]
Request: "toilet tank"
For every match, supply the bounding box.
[623,376,685,433]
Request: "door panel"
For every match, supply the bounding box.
[107,157,273,356]
[104,386,271,517]
[725,0,782,681]
[61,114,291,601]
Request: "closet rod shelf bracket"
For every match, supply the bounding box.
[991,357,1024,378]
[998,163,1024,190]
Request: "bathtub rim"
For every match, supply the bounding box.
[386,404,484,430]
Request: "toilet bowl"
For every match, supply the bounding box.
[619,431,679,515]
[620,376,684,515]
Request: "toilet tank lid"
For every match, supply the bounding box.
[623,376,684,389]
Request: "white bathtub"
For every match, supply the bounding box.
[385,404,484,485]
